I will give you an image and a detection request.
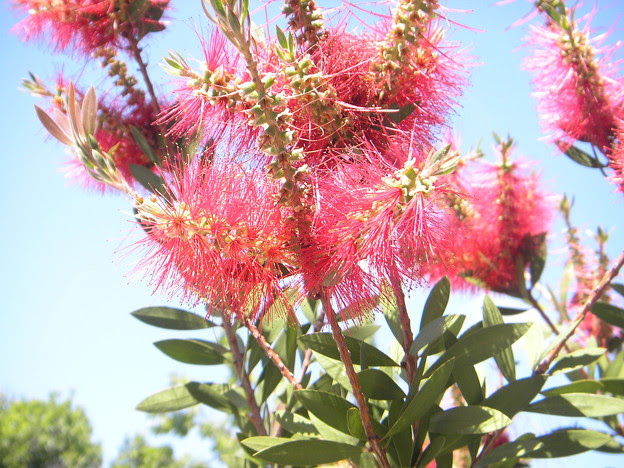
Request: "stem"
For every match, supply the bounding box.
[244,318,302,391]
[222,317,267,436]
[321,293,391,468]
[390,277,416,383]
[536,250,624,374]
[526,289,573,353]
[126,36,161,115]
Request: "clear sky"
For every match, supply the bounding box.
[1,1,624,467]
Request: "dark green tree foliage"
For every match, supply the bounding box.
[0,394,101,468]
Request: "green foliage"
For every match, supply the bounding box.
[111,435,186,468]
[0,394,101,468]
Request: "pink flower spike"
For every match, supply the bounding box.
[133,161,298,321]
[524,15,624,152]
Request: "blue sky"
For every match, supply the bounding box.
[1,1,624,466]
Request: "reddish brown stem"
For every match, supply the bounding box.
[321,293,391,468]
[222,317,267,436]
[536,250,624,374]
[390,278,416,383]
[526,289,573,354]
[126,36,161,115]
[244,318,302,391]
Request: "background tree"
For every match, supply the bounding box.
[0,393,102,468]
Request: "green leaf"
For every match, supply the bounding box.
[295,390,356,435]
[605,351,624,378]
[384,103,416,126]
[274,25,288,49]
[482,375,547,418]
[130,125,159,165]
[298,333,399,367]
[410,315,465,355]
[131,306,214,330]
[421,277,451,330]
[528,232,547,286]
[315,354,352,391]
[548,347,606,375]
[591,302,624,329]
[429,406,511,435]
[258,358,283,404]
[136,384,199,413]
[345,323,380,342]
[384,359,455,440]
[346,407,365,440]
[129,164,167,196]
[240,436,292,452]
[483,296,516,382]
[526,393,624,417]
[541,380,604,396]
[300,297,319,323]
[498,306,529,316]
[273,411,319,436]
[600,378,624,396]
[358,369,406,400]
[252,439,362,465]
[453,363,484,405]
[426,323,530,376]
[381,285,403,346]
[476,429,611,466]
[563,145,606,168]
[154,339,229,365]
[186,382,233,413]
[612,283,624,297]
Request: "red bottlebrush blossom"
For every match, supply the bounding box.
[301,142,457,318]
[158,29,256,148]
[12,0,169,55]
[134,161,298,320]
[428,148,552,295]
[524,16,624,152]
[298,20,465,168]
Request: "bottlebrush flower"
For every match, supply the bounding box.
[426,143,553,295]
[304,19,465,165]
[134,161,298,320]
[301,142,459,318]
[12,0,169,55]
[158,29,255,148]
[524,15,624,151]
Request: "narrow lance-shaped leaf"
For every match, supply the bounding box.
[295,390,356,435]
[130,125,160,165]
[563,145,606,168]
[298,333,399,367]
[426,323,530,376]
[429,406,511,435]
[476,429,612,466]
[548,347,605,375]
[591,302,624,329]
[483,296,516,382]
[526,393,624,417]
[383,359,455,440]
[481,375,548,418]
[131,306,214,330]
[410,314,465,355]
[35,105,72,145]
[358,369,406,400]
[154,339,229,365]
[137,384,200,413]
[421,277,450,330]
[251,439,363,465]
